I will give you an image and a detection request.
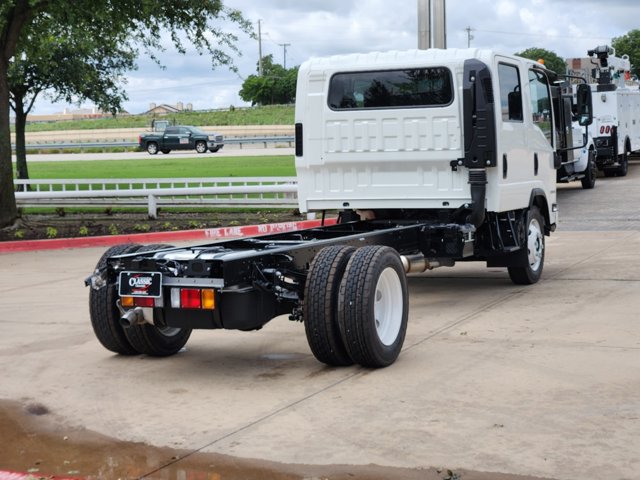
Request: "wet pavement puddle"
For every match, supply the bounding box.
[0,399,553,480]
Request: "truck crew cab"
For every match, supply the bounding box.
[87,49,591,368]
[138,125,224,155]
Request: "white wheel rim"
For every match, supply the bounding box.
[527,218,544,271]
[374,267,403,346]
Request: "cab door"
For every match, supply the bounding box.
[525,67,556,195]
[163,127,182,149]
[178,127,195,149]
[491,58,529,211]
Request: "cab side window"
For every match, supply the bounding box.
[498,63,522,122]
[528,69,553,145]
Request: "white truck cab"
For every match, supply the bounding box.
[295,48,591,284]
[295,49,570,222]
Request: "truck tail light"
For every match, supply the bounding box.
[180,289,201,309]
[121,296,155,308]
[170,288,215,310]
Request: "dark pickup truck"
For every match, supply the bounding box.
[138,126,224,155]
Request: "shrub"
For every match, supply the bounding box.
[46,227,58,238]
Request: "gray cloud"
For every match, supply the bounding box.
[32,0,640,115]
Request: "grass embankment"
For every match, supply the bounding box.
[27,155,296,180]
[20,105,294,133]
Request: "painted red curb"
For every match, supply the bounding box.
[0,471,80,480]
[0,218,337,254]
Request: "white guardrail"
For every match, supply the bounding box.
[14,177,299,218]
[14,136,295,151]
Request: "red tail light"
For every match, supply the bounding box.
[180,289,201,309]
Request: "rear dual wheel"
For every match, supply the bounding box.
[604,144,630,177]
[304,246,355,366]
[121,244,192,357]
[304,245,408,368]
[89,243,142,355]
[616,145,629,177]
[89,243,191,357]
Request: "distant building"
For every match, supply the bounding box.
[566,57,597,84]
[145,102,194,115]
[26,106,128,123]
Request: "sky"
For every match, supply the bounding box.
[31,0,638,115]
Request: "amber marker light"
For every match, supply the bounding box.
[121,296,134,307]
[201,289,215,310]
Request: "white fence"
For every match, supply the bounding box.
[14,177,299,218]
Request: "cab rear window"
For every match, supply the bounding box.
[328,67,453,110]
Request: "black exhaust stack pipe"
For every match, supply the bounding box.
[462,59,496,228]
[467,169,487,227]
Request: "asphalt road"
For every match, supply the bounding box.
[1,161,639,479]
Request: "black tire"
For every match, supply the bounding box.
[122,244,192,356]
[508,207,545,285]
[337,246,408,368]
[89,243,142,355]
[195,141,207,154]
[580,148,597,189]
[303,246,355,366]
[209,146,221,153]
[161,149,171,154]
[146,142,158,155]
[616,144,629,177]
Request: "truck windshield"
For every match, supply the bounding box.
[328,67,453,110]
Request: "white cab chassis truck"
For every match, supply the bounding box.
[585,45,640,177]
[86,49,591,369]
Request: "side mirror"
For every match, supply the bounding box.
[575,83,593,126]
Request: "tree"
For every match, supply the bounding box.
[612,29,640,77]
[515,47,566,76]
[10,14,136,185]
[0,0,253,228]
[239,55,298,106]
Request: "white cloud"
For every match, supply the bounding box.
[495,0,517,18]
[31,0,640,115]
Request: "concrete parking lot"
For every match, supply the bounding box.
[1,161,639,480]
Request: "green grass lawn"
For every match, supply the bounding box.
[23,155,296,179]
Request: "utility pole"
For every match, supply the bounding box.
[258,20,263,76]
[418,0,446,49]
[418,0,430,49]
[432,0,446,48]
[279,43,291,69]
[465,26,474,48]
